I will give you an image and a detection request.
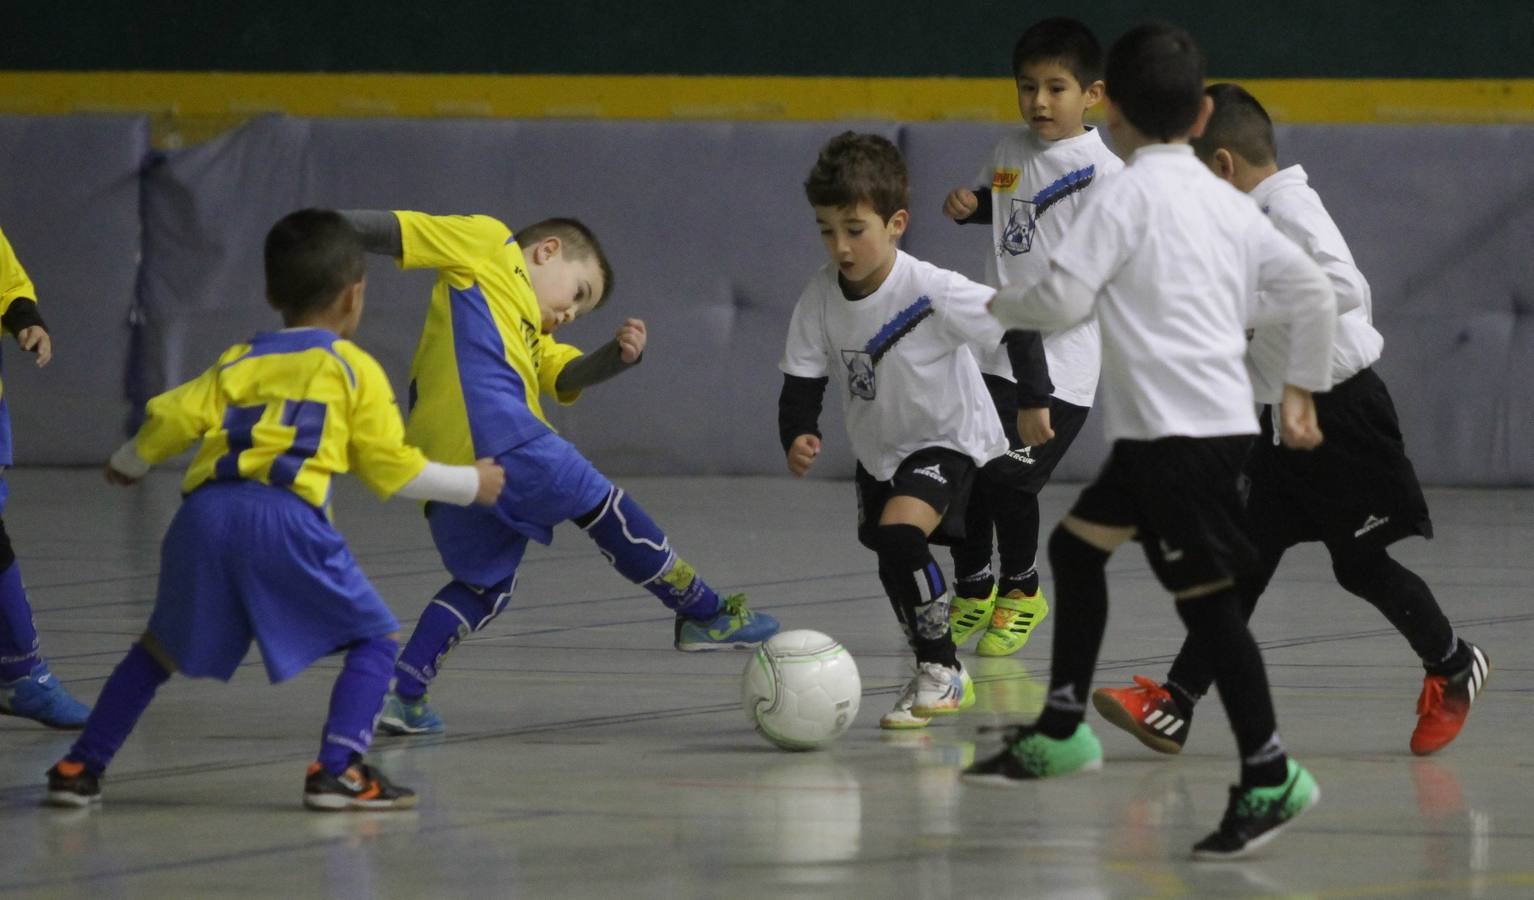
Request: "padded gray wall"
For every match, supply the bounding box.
[3,114,1531,484]
[0,116,148,465]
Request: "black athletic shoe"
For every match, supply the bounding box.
[303,760,418,811]
[45,760,102,808]
[1191,759,1320,860]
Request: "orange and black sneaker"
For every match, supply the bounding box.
[45,759,101,808]
[304,759,418,811]
[1411,643,1489,756]
[1092,676,1190,755]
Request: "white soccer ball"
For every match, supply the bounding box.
[742,630,861,751]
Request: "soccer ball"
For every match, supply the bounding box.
[741,630,861,751]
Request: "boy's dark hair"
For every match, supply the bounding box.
[1104,23,1206,142]
[1012,17,1103,88]
[516,217,614,307]
[803,131,909,223]
[264,208,365,323]
[1190,82,1277,167]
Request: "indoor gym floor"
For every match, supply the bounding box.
[0,470,1529,899]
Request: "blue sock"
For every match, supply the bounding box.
[0,561,41,681]
[579,487,722,619]
[67,643,171,775]
[394,580,512,700]
[318,636,396,776]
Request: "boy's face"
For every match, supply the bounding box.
[812,201,907,295]
[525,238,604,334]
[1015,58,1103,142]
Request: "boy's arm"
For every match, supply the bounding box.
[552,319,646,397]
[945,187,993,225]
[340,209,403,258]
[989,266,1098,332]
[1247,223,1337,394]
[778,374,828,453]
[341,209,507,276]
[1002,330,1052,408]
[0,229,51,366]
[107,363,226,481]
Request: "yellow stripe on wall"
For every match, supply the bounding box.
[3,72,1533,124]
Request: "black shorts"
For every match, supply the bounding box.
[1071,436,1258,592]
[856,447,977,549]
[1244,367,1432,552]
[977,373,1092,495]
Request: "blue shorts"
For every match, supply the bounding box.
[148,482,400,684]
[427,431,612,587]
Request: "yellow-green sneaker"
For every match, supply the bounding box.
[949,587,996,647]
[976,589,1049,657]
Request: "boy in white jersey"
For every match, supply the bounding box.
[44,210,504,810]
[940,17,1123,657]
[1094,83,1488,759]
[779,132,1019,729]
[964,25,1337,860]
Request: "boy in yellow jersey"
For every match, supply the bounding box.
[44,209,505,810]
[0,224,90,728]
[338,210,778,735]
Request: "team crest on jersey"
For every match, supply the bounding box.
[841,350,876,399]
[1000,165,1096,256]
[840,295,935,401]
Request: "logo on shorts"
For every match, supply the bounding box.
[912,464,947,485]
[1354,515,1390,538]
[1158,538,1184,563]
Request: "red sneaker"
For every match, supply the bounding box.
[1092,676,1189,754]
[1411,643,1489,756]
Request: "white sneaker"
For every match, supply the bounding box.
[911,661,974,718]
[880,675,932,730]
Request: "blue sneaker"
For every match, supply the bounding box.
[674,594,779,652]
[1,662,90,729]
[377,692,444,735]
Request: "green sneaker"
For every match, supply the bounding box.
[674,594,780,651]
[949,587,996,647]
[961,722,1103,784]
[976,589,1049,657]
[1191,759,1320,860]
[377,692,444,735]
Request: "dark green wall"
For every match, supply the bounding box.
[11,1,1532,77]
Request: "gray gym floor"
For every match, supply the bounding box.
[0,470,1529,899]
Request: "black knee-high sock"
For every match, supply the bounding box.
[1164,548,1282,705]
[950,488,995,600]
[873,524,957,668]
[994,490,1042,596]
[1330,545,1465,674]
[1175,587,1287,787]
[1035,527,1109,739]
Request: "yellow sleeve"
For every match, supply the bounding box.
[395,211,513,287]
[0,227,39,317]
[338,342,429,499]
[536,333,586,405]
[134,358,229,465]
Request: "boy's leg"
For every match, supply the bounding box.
[306,634,416,811]
[0,519,89,728]
[947,481,997,647]
[575,486,778,651]
[383,578,514,735]
[46,637,175,807]
[1329,544,1487,754]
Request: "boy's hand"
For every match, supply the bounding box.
[943,188,979,221]
[17,326,51,367]
[787,434,821,477]
[1278,384,1324,450]
[103,463,140,486]
[1017,406,1055,447]
[615,318,646,363]
[472,457,507,505]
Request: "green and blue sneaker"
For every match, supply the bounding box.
[674,594,779,652]
[377,692,444,735]
[1191,759,1320,860]
[961,722,1103,784]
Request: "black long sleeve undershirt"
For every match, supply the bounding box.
[954,187,993,225]
[1004,329,1053,408]
[778,373,828,453]
[1,298,46,335]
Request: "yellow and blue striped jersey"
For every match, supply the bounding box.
[0,225,40,465]
[396,212,583,464]
[133,329,427,511]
